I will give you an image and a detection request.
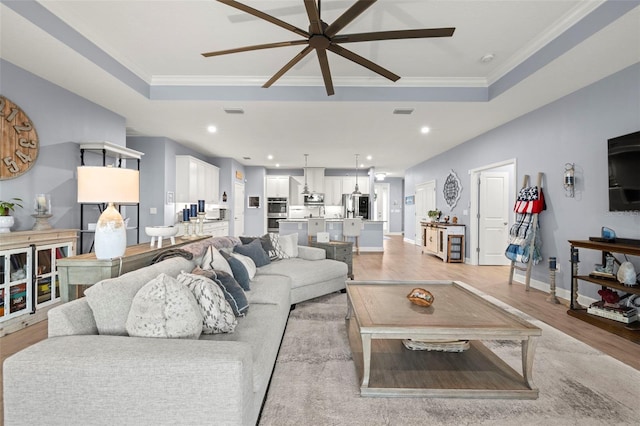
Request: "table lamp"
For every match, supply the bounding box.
[77,166,140,259]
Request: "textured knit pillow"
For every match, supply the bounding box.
[234,238,271,267]
[177,272,237,334]
[268,233,289,260]
[231,252,257,280]
[201,245,233,275]
[125,273,203,339]
[191,267,249,317]
[220,251,251,290]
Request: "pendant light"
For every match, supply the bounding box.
[301,154,310,195]
[352,154,362,195]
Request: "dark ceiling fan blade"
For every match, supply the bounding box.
[316,48,335,96]
[263,45,314,88]
[325,0,377,38]
[328,44,400,82]
[304,0,323,34]
[217,0,309,38]
[202,40,308,57]
[333,27,455,43]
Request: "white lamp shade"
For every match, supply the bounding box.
[77,167,139,204]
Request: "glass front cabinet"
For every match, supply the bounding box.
[0,230,77,333]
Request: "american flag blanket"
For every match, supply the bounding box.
[505,213,542,264]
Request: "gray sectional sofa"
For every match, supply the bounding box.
[3,237,348,426]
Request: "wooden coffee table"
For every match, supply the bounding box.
[346,280,542,399]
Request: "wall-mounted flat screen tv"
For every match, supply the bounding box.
[608,130,640,211]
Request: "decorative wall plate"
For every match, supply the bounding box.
[443,169,462,210]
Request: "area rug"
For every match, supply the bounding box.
[259,289,640,426]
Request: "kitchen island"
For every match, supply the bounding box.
[278,219,385,252]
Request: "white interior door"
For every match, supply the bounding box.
[374,183,390,234]
[233,182,245,237]
[415,180,436,245]
[479,171,510,265]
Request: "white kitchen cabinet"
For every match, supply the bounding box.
[305,167,325,193]
[342,175,369,195]
[176,155,220,203]
[324,177,343,206]
[289,176,304,205]
[266,176,290,198]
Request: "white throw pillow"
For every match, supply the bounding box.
[126,273,203,339]
[278,233,299,258]
[201,245,233,275]
[231,252,257,279]
[177,272,237,334]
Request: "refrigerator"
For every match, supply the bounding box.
[342,194,369,219]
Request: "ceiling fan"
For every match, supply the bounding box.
[202,0,455,96]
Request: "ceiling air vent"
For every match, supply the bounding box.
[224,107,245,114]
[393,108,414,115]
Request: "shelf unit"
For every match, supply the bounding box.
[79,142,144,254]
[0,229,77,335]
[568,239,640,343]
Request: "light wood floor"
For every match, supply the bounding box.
[1,236,638,423]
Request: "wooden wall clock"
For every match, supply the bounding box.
[1,95,39,180]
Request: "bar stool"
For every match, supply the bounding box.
[342,218,362,254]
[307,218,326,245]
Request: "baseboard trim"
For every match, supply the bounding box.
[511,272,597,307]
[404,238,416,245]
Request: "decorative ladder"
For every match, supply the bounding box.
[508,172,543,291]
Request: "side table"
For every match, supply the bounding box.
[311,240,354,279]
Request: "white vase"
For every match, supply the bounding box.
[0,215,15,233]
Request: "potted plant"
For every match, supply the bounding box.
[0,198,23,233]
[427,209,441,222]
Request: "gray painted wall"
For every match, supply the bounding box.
[127,136,215,242]
[244,167,266,236]
[385,177,405,234]
[405,63,640,297]
[0,59,126,233]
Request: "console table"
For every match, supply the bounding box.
[57,236,207,302]
[568,239,640,343]
[420,222,465,263]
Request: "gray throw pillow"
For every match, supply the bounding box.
[240,235,277,260]
[234,238,271,267]
[220,250,251,290]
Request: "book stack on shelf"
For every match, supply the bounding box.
[587,300,638,324]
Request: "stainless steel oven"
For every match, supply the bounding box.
[267,216,285,233]
[267,197,288,215]
[267,198,288,232]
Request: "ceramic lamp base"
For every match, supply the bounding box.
[94,203,126,259]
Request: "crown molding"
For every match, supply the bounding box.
[487,0,605,85]
[150,75,487,88]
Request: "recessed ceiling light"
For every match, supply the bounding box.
[480,53,495,63]
[366,155,372,161]
[223,107,244,114]
[421,126,430,134]
[393,108,414,115]
[275,163,280,168]
[267,155,274,160]
[207,125,217,133]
